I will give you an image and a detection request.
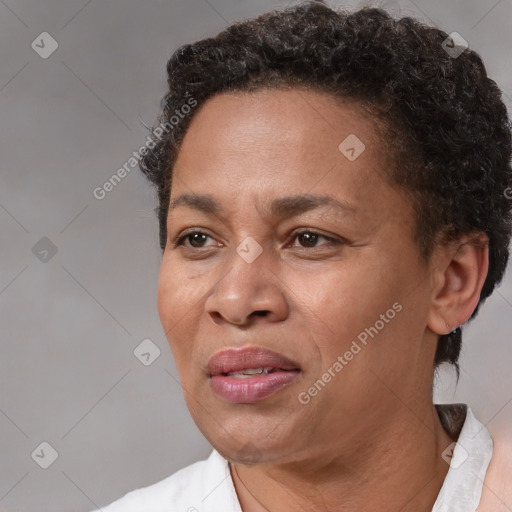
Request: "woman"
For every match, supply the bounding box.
[93,2,512,510]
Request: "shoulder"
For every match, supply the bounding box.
[91,450,236,512]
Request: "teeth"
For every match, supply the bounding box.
[227,367,275,378]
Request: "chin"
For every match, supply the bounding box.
[198,418,305,467]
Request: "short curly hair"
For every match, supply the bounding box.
[139,1,512,372]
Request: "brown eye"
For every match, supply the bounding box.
[290,230,335,248]
[297,232,320,247]
[187,233,208,247]
[174,231,214,248]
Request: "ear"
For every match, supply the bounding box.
[427,233,489,335]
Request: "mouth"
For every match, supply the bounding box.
[223,366,285,378]
[207,347,301,403]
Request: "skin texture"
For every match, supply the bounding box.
[157,89,489,511]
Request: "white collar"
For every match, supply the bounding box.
[432,404,493,511]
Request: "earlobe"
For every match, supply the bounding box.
[427,234,489,335]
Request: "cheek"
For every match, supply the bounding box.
[157,270,193,379]
[157,258,203,324]
[156,263,174,331]
[308,258,419,376]
[156,260,195,348]
[310,263,397,333]
[157,259,210,368]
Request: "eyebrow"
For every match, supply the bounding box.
[167,193,357,220]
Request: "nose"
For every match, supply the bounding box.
[204,242,289,327]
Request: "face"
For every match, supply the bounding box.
[157,89,438,466]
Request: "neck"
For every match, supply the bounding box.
[230,403,455,512]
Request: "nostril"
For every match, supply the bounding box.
[210,312,222,321]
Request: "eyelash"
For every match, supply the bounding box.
[171,229,339,249]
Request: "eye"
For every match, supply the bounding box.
[172,229,340,250]
[288,230,338,248]
[173,230,218,248]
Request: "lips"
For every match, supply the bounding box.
[207,346,300,376]
[207,347,301,403]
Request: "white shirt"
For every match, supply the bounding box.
[92,404,493,512]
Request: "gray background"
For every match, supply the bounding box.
[1,0,511,510]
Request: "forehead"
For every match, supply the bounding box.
[176,88,383,161]
[169,88,408,225]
